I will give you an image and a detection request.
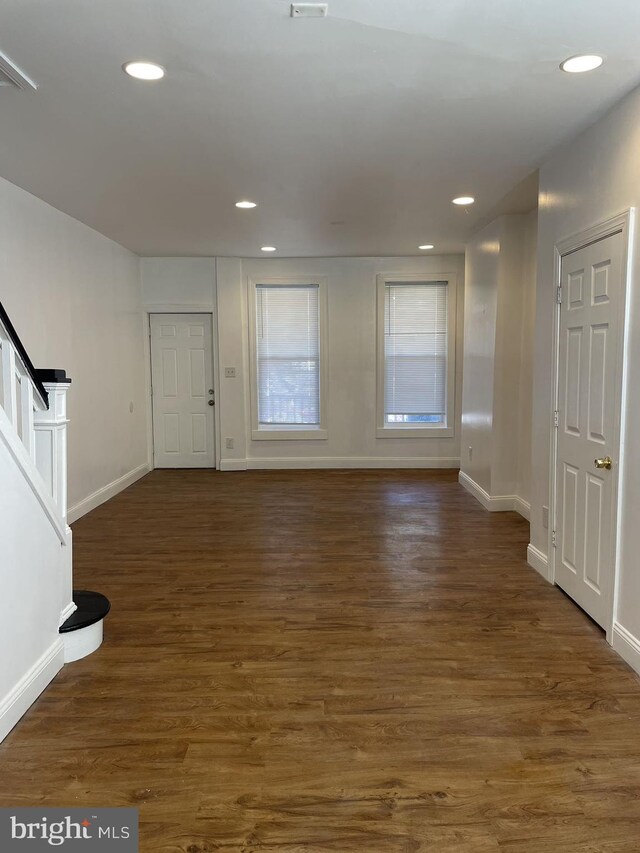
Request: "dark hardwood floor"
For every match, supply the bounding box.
[1,469,640,852]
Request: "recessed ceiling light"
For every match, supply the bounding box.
[452,196,475,206]
[261,246,277,252]
[235,200,257,209]
[418,244,434,250]
[123,61,165,81]
[560,54,604,74]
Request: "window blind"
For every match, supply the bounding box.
[384,281,448,424]
[256,284,320,425]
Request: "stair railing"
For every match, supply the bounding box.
[0,302,71,525]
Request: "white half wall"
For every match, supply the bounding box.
[531,80,640,667]
[0,176,149,515]
[0,430,65,741]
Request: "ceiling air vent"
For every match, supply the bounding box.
[0,51,37,91]
[291,3,328,17]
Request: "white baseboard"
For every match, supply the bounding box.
[458,471,530,519]
[513,497,531,521]
[527,543,550,580]
[220,456,460,471]
[59,600,77,627]
[612,622,640,676]
[67,463,150,523]
[0,639,64,743]
[219,459,248,471]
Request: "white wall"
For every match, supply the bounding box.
[143,255,465,469]
[531,81,640,669]
[141,257,216,309]
[460,211,536,513]
[0,430,66,741]
[0,177,148,518]
[516,211,537,506]
[460,220,500,494]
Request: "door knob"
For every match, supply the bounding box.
[208,400,214,407]
[594,456,612,470]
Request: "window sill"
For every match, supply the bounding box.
[376,426,454,439]
[252,427,328,441]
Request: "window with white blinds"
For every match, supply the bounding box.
[383,281,448,425]
[255,283,320,426]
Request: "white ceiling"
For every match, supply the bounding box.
[1,0,640,257]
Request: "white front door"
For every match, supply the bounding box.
[555,231,624,629]
[150,314,216,468]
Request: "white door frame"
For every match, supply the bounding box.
[145,305,221,470]
[549,210,634,642]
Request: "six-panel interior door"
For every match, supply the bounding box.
[555,231,623,629]
[150,314,215,468]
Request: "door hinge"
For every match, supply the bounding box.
[551,530,557,548]
[554,410,559,428]
[556,285,563,304]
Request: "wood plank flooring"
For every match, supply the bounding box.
[1,469,640,851]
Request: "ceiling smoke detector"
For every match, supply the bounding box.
[291,3,328,18]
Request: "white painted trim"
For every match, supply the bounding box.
[211,269,222,470]
[143,302,215,313]
[143,311,154,473]
[63,620,104,663]
[556,211,633,256]
[241,456,460,470]
[612,622,640,676]
[513,497,531,521]
[221,457,459,471]
[59,600,77,628]
[458,471,529,517]
[611,211,635,642]
[251,427,328,441]
[0,404,67,544]
[0,639,64,743]
[219,459,248,471]
[67,462,150,524]
[527,544,550,580]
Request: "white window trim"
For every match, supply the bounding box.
[248,276,329,441]
[376,272,457,439]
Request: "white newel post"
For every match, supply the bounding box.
[34,376,75,626]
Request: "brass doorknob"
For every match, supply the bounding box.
[594,456,612,470]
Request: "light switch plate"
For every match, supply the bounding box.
[224,367,236,378]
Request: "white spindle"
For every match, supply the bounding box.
[1,338,17,427]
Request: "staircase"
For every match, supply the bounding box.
[0,302,108,742]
